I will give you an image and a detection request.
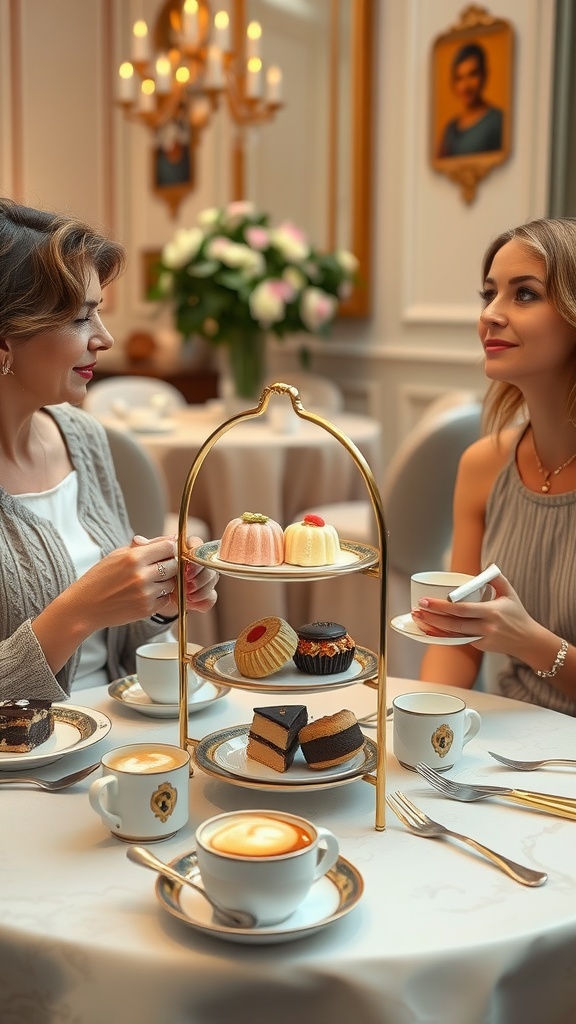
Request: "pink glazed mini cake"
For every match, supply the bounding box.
[219,512,284,565]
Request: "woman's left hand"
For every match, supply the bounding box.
[411,573,537,656]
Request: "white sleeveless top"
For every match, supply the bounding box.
[17,472,108,689]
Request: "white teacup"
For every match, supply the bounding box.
[136,641,201,704]
[411,571,488,609]
[89,743,190,842]
[393,691,481,771]
[195,809,340,926]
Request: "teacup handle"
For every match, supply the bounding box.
[463,709,481,746]
[89,775,122,832]
[313,827,340,882]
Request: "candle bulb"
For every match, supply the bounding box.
[214,10,231,52]
[138,80,156,113]
[265,65,282,104]
[205,45,224,89]
[246,21,262,60]
[131,20,151,63]
[155,55,172,95]
[118,62,136,103]
[182,0,199,47]
[246,57,263,99]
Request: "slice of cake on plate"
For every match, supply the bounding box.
[246,704,308,772]
[0,699,54,753]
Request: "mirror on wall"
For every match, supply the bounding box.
[234,0,374,316]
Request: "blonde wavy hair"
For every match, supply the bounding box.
[0,197,126,342]
[482,218,576,434]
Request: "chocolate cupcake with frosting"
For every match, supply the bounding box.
[292,621,355,675]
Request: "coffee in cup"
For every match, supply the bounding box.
[89,742,190,842]
[195,810,339,925]
[393,691,481,771]
[135,641,201,704]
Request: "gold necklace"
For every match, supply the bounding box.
[533,438,576,493]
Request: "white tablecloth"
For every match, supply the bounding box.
[101,404,382,641]
[2,679,576,1024]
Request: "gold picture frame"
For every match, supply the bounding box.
[431,4,514,203]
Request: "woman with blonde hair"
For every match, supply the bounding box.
[0,197,217,701]
[418,218,576,714]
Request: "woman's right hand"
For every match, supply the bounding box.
[70,535,179,629]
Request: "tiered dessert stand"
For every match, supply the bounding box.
[174,383,389,830]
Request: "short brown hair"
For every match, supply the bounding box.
[0,197,126,340]
[482,218,576,433]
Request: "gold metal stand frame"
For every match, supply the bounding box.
[176,383,388,830]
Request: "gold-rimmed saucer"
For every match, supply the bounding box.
[155,850,363,944]
[191,539,379,582]
[108,675,230,719]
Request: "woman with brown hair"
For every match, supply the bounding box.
[0,197,217,701]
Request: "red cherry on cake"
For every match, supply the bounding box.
[246,623,268,644]
[303,514,325,527]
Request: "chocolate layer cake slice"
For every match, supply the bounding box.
[0,700,54,753]
[247,704,308,773]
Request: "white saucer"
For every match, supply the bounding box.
[108,675,230,718]
[126,417,176,434]
[390,613,482,646]
[155,850,363,944]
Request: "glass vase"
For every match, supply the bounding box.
[221,328,266,405]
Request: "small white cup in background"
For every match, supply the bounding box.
[195,809,339,926]
[411,571,487,609]
[89,743,190,842]
[393,691,481,771]
[136,641,201,704]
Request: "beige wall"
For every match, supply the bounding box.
[0,0,556,468]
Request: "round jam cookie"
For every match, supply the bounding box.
[234,616,298,678]
[283,514,340,566]
[219,512,284,566]
[299,709,364,769]
[293,621,356,675]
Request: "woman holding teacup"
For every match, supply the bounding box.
[417,218,576,714]
[0,198,218,701]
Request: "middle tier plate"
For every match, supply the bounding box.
[190,539,379,581]
[192,641,378,693]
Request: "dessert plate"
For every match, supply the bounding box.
[193,724,377,792]
[108,675,230,719]
[190,539,379,582]
[192,642,378,693]
[390,613,482,646]
[156,850,363,945]
[0,704,111,771]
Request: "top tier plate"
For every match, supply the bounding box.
[189,539,379,582]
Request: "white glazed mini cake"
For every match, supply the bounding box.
[284,514,341,566]
[219,512,284,565]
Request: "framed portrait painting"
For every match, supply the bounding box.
[151,105,196,217]
[431,5,514,202]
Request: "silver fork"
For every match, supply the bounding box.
[386,791,546,886]
[415,761,576,819]
[488,751,576,772]
[0,762,100,791]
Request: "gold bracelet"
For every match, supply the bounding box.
[535,638,569,679]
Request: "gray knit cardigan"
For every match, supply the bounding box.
[0,404,166,701]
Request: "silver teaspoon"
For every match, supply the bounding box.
[126,845,256,929]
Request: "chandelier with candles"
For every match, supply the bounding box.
[117,0,283,136]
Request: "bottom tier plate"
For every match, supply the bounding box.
[193,724,377,792]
